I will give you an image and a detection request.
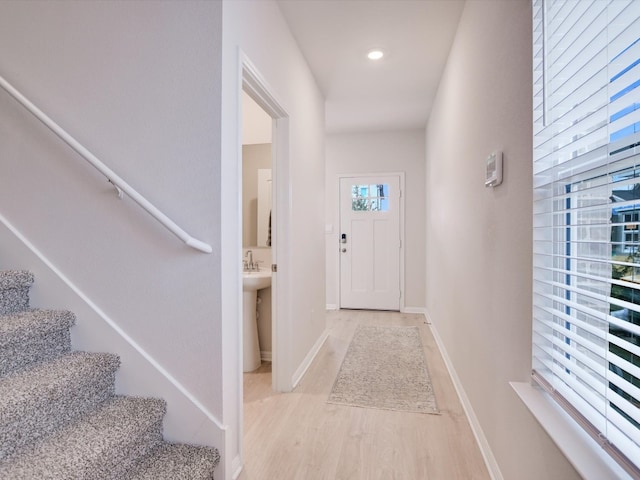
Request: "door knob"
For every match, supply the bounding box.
[341,248,347,253]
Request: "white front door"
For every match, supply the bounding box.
[339,175,401,310]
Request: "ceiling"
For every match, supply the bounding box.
[277,0,466,134]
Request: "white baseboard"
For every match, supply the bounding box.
[424,310,504,480]
[402,306,426,315]
[261,350,272,362]
[291,328,329,388]
[231,453,243,480]
[326,303,338,310]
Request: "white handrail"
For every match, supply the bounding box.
[0,74,212,254]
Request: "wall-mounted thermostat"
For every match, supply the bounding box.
[485,151,503,187]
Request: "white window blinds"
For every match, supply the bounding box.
[532,0,640,475]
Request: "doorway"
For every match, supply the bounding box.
[339,174,403,311]
[241,59,291,394]
[241,91,273,378]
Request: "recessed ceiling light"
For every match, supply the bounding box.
[367,49,384,60]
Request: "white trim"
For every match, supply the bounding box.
[240,54,292,395]
[424,310,503,480]
[336,172,405,311]
[0,212,226,431]
[326,303,338,311]
[231,454,243,480]
[402,306,426,315]
[511,382,633,480]
[260,351,272,362]
[232,51,294,480]
[291,329,329,388]
[223,50,245,480]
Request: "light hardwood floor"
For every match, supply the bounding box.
[239,310,491,480]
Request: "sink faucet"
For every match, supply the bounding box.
[244,250,255,271]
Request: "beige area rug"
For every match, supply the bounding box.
[328,325,439,414]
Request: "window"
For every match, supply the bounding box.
[351,184,389,212]
[532,0,640,475]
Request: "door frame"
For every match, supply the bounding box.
[241,55,292,394]
[222,48,293,479]
[336,172,405,311]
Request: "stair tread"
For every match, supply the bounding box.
[0,396,166,479]
[0,308,76,342]
[0,270,34,290]
[128,443,220,479]
[0,351,119,410]
[0,309,75,376]
[0,351,120,459]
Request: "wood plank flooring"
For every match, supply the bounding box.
[239,310,491,480]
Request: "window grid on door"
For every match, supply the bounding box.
[351,184,389,212]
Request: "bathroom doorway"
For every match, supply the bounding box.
[241,59,291,394]
[241,91,273,379]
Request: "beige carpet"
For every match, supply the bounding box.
[328,325,439,414]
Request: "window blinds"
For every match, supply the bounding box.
[532,0,640,474]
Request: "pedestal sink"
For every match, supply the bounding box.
[243,269,271,372]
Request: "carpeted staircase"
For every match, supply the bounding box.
[0,270,220,479]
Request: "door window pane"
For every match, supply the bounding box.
[351,184,389,212]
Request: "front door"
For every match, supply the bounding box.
[339,175,401,310]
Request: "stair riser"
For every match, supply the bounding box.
[0,329,71,376]
[0,369,117,461]
[127,443,220,479]
[0,270,34,315]
[104,421,164,480]
[0,286,30,315]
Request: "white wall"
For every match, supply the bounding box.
[0,0,226,470]
[425,1,580,479]
[326,130,425,310]
[221,0,326,476]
